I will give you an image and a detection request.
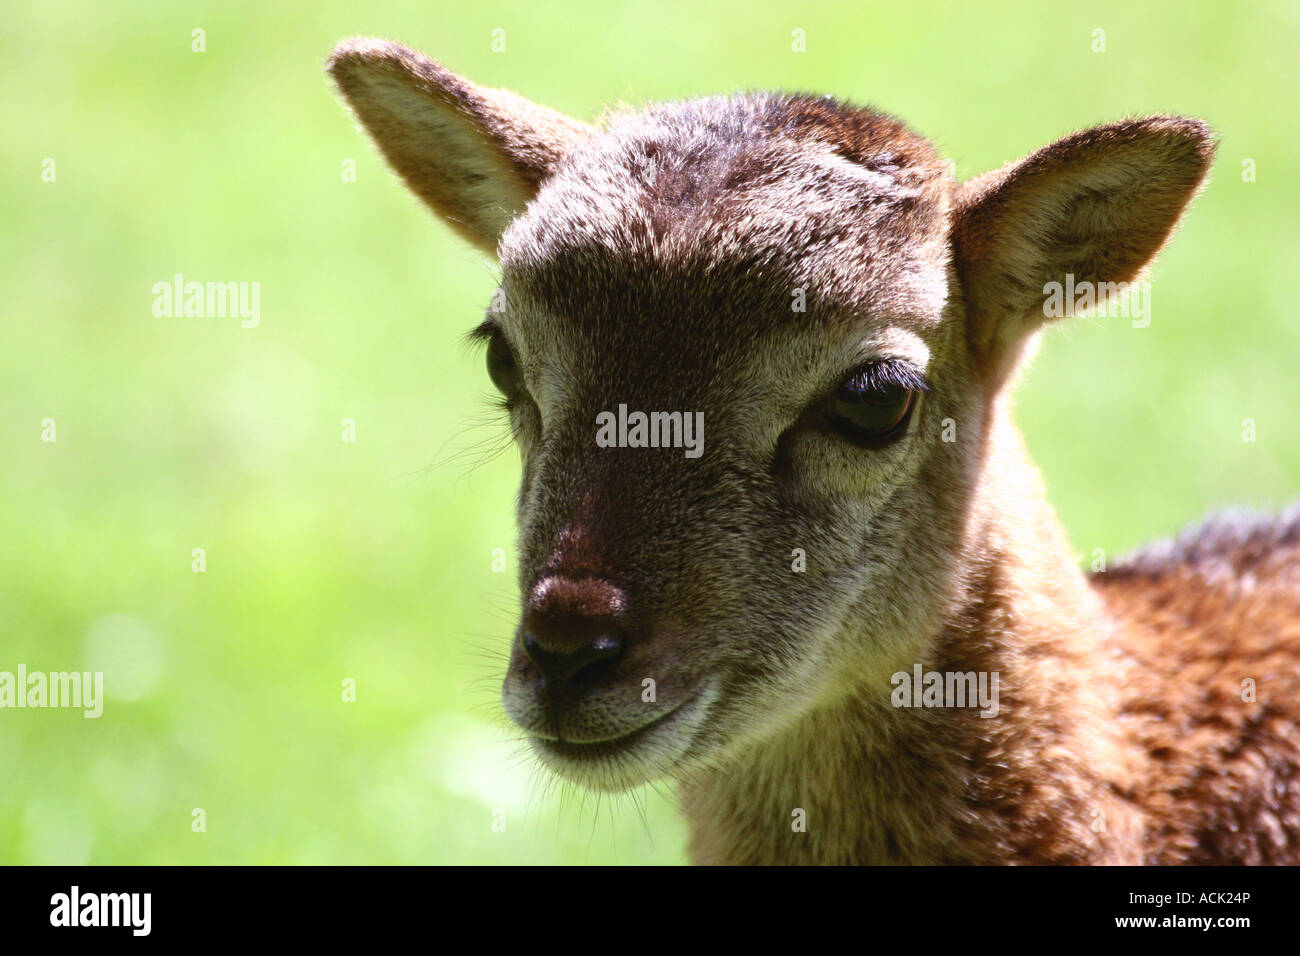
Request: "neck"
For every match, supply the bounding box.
[679,411,1145,864]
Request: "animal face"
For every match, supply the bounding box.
[329,38,1214,792]
[487,96,977,790]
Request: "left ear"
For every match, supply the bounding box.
[327,38,591,253]
[951,116,1216,381]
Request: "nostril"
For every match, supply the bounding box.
[522,628,625,685]
[582,634,624,672]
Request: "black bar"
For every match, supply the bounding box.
[0,865,1283,941]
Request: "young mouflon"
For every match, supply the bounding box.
[328,38,1300,865]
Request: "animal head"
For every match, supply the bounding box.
[329,38,1214,791]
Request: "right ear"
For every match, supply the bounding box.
[951,116,1215,386]
[327,38,591,253]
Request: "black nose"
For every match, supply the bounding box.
[519,576,628,691]
[522,629,625,685]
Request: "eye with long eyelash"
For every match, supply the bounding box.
[823,361,928,448]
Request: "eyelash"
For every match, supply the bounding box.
[840,361,931,396]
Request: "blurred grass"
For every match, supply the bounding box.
[1,0,1296,864]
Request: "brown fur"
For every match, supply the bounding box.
[1097,509,1300,863]
[328,39,1300,865]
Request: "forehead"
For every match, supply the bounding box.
[498,92,953,341]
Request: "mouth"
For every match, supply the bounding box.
[528,681,718,790]
[537,699,686,759]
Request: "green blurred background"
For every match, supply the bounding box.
[2,0,1296,864]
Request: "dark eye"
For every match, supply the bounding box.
[824,365,920,448]
[486,332,523,398]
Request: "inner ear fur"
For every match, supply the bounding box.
[951,116,1216,380]
[327,38,592,252]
